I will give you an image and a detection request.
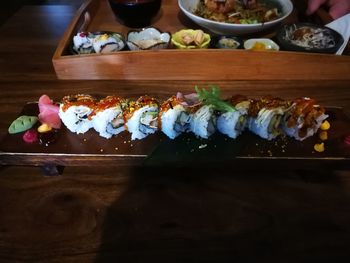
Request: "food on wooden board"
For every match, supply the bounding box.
[73,32,125,54]
[217,95,250,139]
[124,95,159,140]
[92,96,127,139]
[59,94,96,134]
[8,87,331,151]
[282,97,328,141]
[57,86,329,142]
[38,94,61,129]
[159,94,192,139]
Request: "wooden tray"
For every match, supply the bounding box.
[1,103,350,171]
[52,0,350,81]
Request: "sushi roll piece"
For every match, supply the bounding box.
[247,97,287,140]
[72,32,94,54]
[59,94,96,134]
[190,85,239,139]
[159,95,192,139]
[92,33,125,53]
[92,96,127,139]
[217,95,250,139]
[282,97,328,141]
[124,96,159,140]
[190,105,216,139]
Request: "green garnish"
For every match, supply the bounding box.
[195,85,236,112]
[8,115,38,134]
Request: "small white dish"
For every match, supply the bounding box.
[127,27,171,50]
[244,38,280,51]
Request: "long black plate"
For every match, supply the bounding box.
[1,103,350,169]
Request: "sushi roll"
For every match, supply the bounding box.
[282,97,328,141]
[159,95,192,139]
[59,94,95,134]
[191,85,239,139]
[190,105,216,139]
[217,95,250,139]
[72,32,94,54]
[247,97,287,140]
[124,96,159,140]
[92,96,127,139]
[92,33,125,53]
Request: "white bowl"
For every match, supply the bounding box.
[178,0,293,35]
[127,27,171,50]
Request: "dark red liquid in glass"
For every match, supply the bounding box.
[108,0,162,28]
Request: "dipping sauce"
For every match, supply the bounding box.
[39,129,59,146]
[108,0,162,28]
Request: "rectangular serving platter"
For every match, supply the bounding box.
[52,0,350,80]
[1,102,350,170]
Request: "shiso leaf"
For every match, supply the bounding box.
[195,85,235,112]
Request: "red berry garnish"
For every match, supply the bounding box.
[23,129,38,143]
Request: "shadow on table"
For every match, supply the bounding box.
[94,165,350,263]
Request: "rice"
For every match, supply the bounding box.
[248,107,284,140]
[92,106,124,139]
[161,104,191,139]
[58,104,93,134]
[217,110,246,139]
[190,105,216,139]
[92,34,124,53]
[126,105,158,140]
[283,113,328,141]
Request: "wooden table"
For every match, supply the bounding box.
[1,3,350,262]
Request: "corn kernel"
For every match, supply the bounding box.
[314,142,325,153]
[37,123,52,133]
[319,131,328,141]
[320,120,330,131]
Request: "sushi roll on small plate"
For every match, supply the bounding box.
[92,32,126,53]
[247,97,287,140]
[59,94,96,134]
[92,96,127,139]
[159,95,192,139]
[282,97,328,141]
[217,95,250,139]
[127,27,171,50]
[124,96,159,140]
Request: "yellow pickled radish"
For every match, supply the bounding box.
[319,131,328,141]
[38,123,52,133]
[314,142,325,153]
[320,120,330,130]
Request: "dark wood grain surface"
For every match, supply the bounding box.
[1,1,350,262]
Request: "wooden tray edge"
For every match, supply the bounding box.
[51,0,349,81]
